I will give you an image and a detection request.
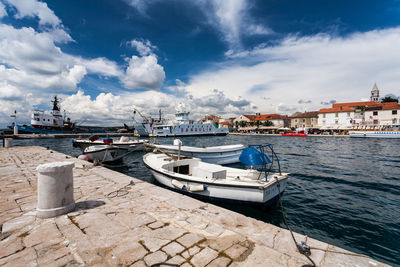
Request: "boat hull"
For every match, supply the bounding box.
[83,146,130,162]
[146,144,244,164]
[149,169,287,205]
[74,140,145,151]
[16,125,105,134]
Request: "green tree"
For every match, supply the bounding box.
[255,120,260,128]
[263,120,273,126]
[235,121,239,129]
[381,96,398,103]
[240,121,246,127]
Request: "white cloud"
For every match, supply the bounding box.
[121,54,165,90]
[0,2,7,18]
[5,0,61,26]
[197,0,271,50]
[0,81,23,101]
[185,27,400,114]
[124,0,271,51]
[128,39,157,56]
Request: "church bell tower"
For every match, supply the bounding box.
[370,83,380,102]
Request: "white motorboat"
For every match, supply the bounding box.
[143,144,289,205]
[73,136,147,151]
[82,144,136,163]
[145,139,245,165]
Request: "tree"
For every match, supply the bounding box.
[255,120,260,128]
[381,96,398,103]
[240,121,246,127]
[263,120,273,126]
[235,121,239,129]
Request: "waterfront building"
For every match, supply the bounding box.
[289,111,318,129]
[254,114,290,127]
[233,114,256,127]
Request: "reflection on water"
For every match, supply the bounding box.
[13,135,400,265]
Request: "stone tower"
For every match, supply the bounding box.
[370,83,380,102]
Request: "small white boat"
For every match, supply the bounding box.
[143,144,289,205]
[73,136,147,151]
[145,139,245,165]
[82,144,136,163]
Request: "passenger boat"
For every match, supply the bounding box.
[143,144,289,205]
[133,107,228,137]
[73,136,147,151]
[348,124,400,138]
[145,139,245,165]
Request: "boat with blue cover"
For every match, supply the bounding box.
[143,144,289,205]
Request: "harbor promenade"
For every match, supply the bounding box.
[0,146,388,266]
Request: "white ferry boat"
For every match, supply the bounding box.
[133,107,228,137]
[349,125,400,138]
[152,111,228,137]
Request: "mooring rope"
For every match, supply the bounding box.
[274,177,316,267]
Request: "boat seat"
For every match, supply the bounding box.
[192,166,226,179]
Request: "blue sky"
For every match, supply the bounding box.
[0,0,400,127]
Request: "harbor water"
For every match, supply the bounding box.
[10,135,400,266]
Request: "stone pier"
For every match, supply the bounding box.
[0,146,388,266]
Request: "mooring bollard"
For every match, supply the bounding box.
[4,138,13,148]
[36,162,75,218]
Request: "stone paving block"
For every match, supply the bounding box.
[162,241,185,256]
[0,235,25,259]
[204,223,225,237]
[106,240,147,266]
[230,244,290,267]
[149,225,186,241]
[224,243,248,260]
[114,212,156,229]
[140,236,170,252]
[205,231,246,252]
[0,247,37,267]
[190,246,219,267]
[23,221,63,248]
[177,233,204,247]
[1,214,35,233]
[207,257,231,267]
[44,254,80,267]
[144,250,168,266]
[131,260,147,267]
[148,220,165,229]
[36,244,71,266]
[167,255,186,265]
[188,245,200,256]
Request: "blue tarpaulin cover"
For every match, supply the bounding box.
[239,147,272,165]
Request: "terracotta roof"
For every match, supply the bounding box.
[332,101,376,108]
[318,107,354,113]
[254,114,288,121]
[242,114,257,120]
[219,121,232,125]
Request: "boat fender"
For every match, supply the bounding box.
[171,179,187,190]
[189,184,207,192]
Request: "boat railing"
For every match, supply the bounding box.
[247,144,282,179]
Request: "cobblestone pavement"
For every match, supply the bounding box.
[0,146,389,266]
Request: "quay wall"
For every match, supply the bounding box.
[0,146,387,266]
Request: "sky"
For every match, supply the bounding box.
[1,0,400,127]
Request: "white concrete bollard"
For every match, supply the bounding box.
[36,162,75,218]
[4,138,13,148]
